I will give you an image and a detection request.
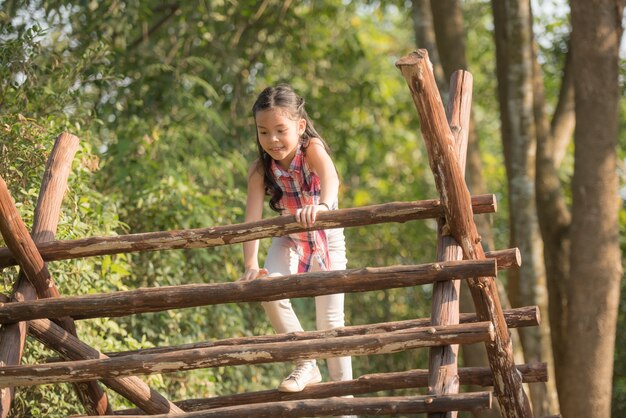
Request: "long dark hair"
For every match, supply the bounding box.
[252,84,331,213]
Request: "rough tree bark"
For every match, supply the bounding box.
[532,30,574,411]
[490,0,556,415]
[561,1,624,417]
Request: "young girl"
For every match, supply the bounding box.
[240,84,353,393]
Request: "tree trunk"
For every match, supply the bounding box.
[531,23,573,414]
[490,1,554,415]
[411,0,447,96]
[562,1,624,417]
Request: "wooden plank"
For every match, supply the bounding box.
[396,49,532,417]
[0,322,495,387]
[28,318,183,414]
[0,259,498,323]
[0,195,497,268]
[428,69,473,418]
[0,133,112,415]
[113,364,547,414]
[105,392,492,418]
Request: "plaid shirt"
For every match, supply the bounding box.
[271,146,331,273]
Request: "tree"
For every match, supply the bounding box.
[558,1,624,416]
[490,0,558,415]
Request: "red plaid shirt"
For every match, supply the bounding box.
[271,146,331,273]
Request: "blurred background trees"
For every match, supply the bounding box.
[0,1,624,417]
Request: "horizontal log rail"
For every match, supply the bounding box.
[105,392,492,418]
[114,363,546,414]
[0,194,496,269]
[92,305,538,359]
[0,259,498,324]
[0,322,494,387]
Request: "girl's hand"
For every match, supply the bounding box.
[239,268,268,281]
[296,204,329,227]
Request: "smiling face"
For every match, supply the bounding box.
[255,107,306,170]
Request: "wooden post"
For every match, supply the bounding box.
[0,195,497,268]
[0,259,498,323]
[0,322,495,387]
[396,49,532,417]
[428,70,473,418]
[0,133,111,416]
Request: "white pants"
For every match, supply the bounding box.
[262,228,353,382]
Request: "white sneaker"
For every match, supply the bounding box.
[278,361,322,392]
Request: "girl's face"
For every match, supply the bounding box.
[255,107,306,170]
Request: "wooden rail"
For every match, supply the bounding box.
[0,322,495,387]
[0,194,496,268]
[106,392,492,418]
[0,259,498,323]
[113,363,547,414]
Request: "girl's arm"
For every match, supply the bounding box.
[240,161,268,281]
[296,137,339,227]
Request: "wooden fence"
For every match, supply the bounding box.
[0,50,550,417]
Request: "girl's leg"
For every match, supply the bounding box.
[262,237,320,392]
[315,293,353,381]
[315,228,353,382]
[261,237,303,334]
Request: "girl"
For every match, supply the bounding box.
[240,84,352,393]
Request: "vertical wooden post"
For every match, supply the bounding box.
[428,70,473,418]
[396,50,532,418]
[0,133,111,415]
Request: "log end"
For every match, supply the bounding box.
[394,49,427,68]
[533,305,542,325]
[488,194,497,213]
[57,132,80,147]
[513,247,522,268]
